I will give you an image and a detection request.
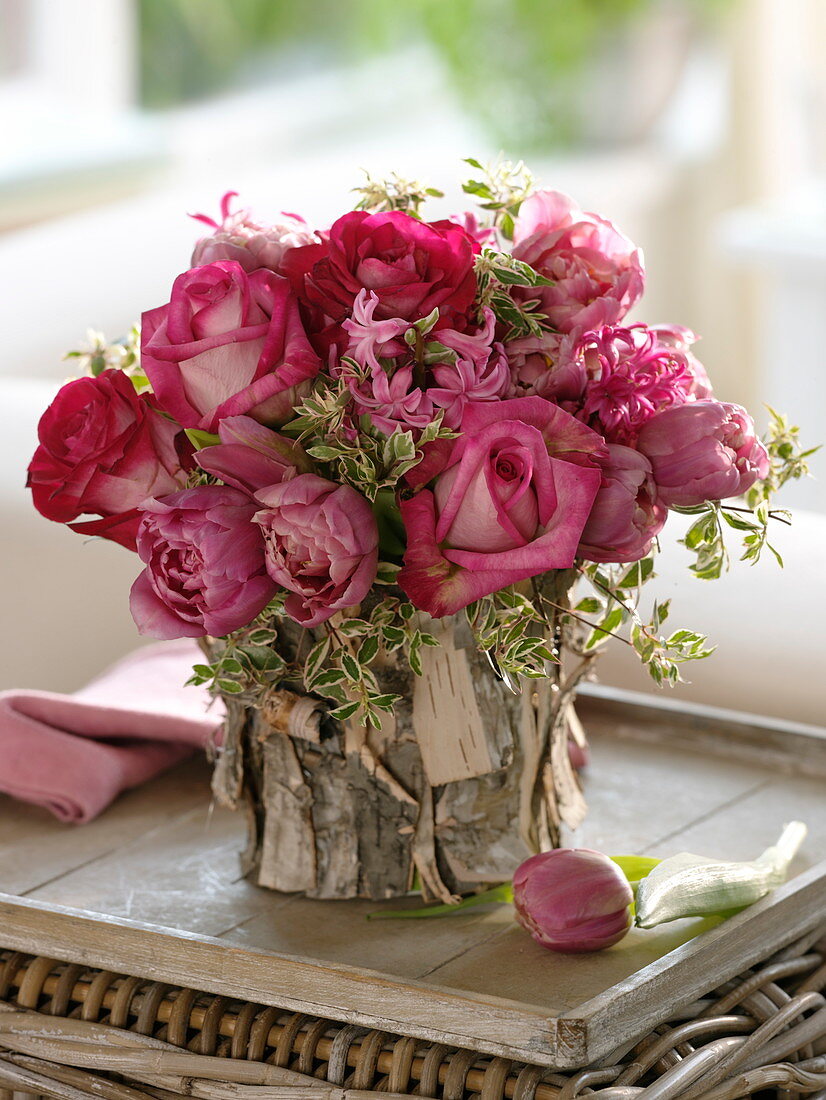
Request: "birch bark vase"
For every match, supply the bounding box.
[210,590,589,903]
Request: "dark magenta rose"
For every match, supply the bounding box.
[141,261,320,433]
[398,397,606,617]
[130,485,277,639]
[578,444,666,563]
[282,210,477,326]
[27,369,186,551]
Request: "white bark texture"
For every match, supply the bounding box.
[211,606,587,902]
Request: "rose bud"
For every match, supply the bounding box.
[637,400,770,507]
[513,849,633,953]
[254,474,378,627]
[578,444,666,563]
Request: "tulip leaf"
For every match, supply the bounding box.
[610,855,661,887]
[367,882,514,920]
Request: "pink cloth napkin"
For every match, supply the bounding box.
[0,641,223,824]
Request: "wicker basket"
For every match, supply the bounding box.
[1,928,825,1100]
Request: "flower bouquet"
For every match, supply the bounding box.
[27,161,811,902]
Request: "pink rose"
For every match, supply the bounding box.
[637,401,770,507]
[578,445,666,563]
[282,210,477,326]
[130,486,276,639]
[512,190,644,335]
[27,369,186,551]
[190,191,315,273]
[195,415,311,496]
[141,261,320,433]
[398,397,605,617]
[254,474,379,627]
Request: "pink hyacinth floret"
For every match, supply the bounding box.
[436,307,499,366]
[341,290,409,372]
[429,352,510,428]
[350,364,434,435]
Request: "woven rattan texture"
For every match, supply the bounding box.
[0,932,824,1100]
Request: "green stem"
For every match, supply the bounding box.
[366,883,513,920]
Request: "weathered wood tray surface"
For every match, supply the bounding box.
[0,685,824,1070]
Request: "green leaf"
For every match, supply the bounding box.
[575,597,602,614]
[376,562,401,585]
[219,657,244,675]
[358,635,380,666]
[217,679,244,695]
[184,428,222,451]
[368,693,400,711]
[341,652,361,682]
[304,637,331,684]
[306,444,342,461]
[330,700,362,722]
[610,855,661,885]
[720,510,758,531]
[338,618,371,637]
[308,668,347,689]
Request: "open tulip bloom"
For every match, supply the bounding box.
[28,160,813,723]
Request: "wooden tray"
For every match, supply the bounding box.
[0,685,824,1070]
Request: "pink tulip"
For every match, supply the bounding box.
[637,401,770,507]
[579,444,666,563]
[254,474,378,627]
[130,486,276,639]
[195,415,311,496]
[513,849,633,953]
